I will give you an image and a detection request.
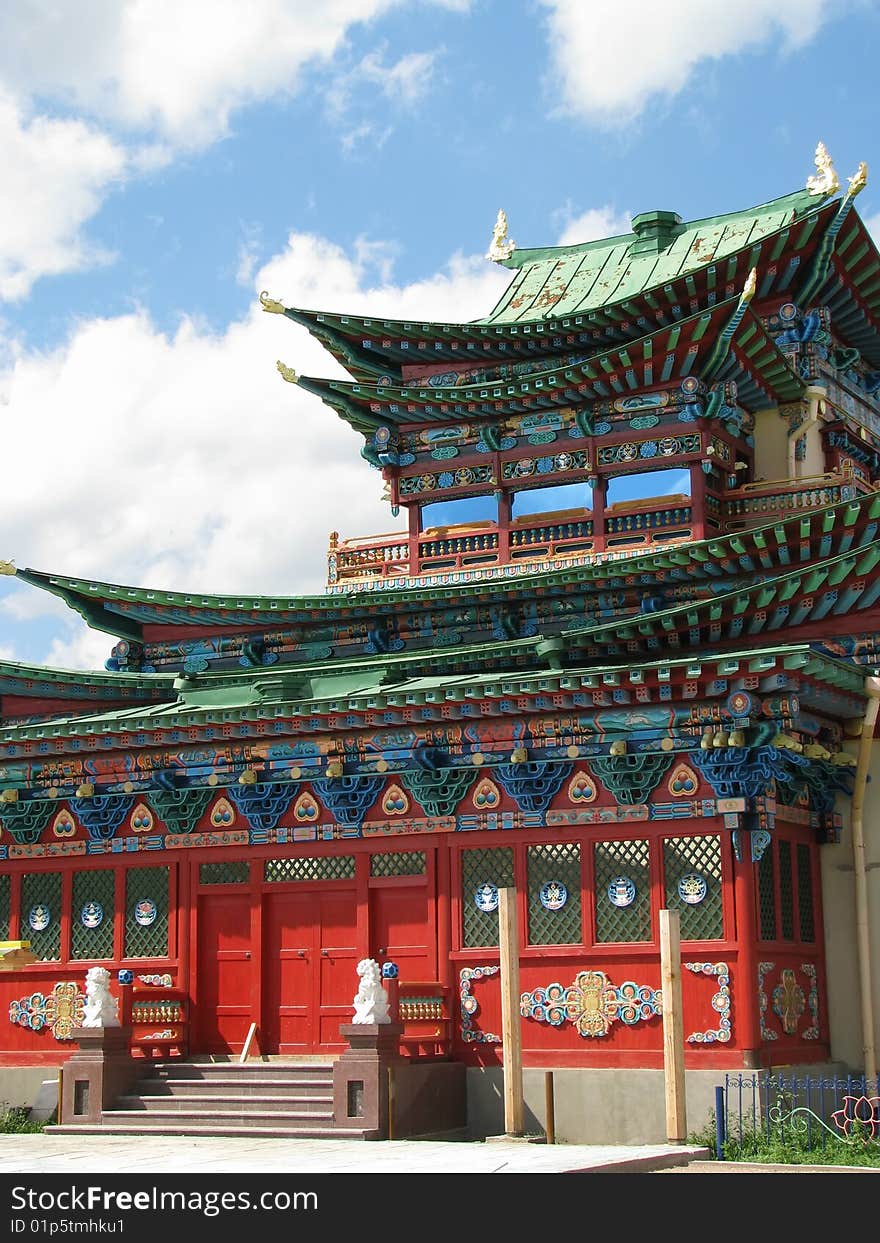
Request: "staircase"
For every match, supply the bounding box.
[49,1059,378,1140]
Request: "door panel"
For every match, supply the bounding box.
[316,892,358,1049]
[195,892,253,1053]
[263,892,314,1054]
[370,885,432,983]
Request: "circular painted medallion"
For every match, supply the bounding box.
[28,904,51,932]
[80,901,104,929]
[677,873,707,905]
[474,883,499,913]
[134,898,157,927]
[539,880,568,911]
[607,876,636,908]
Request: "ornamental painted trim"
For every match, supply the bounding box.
[520,970,661,1039]
[9,981,85,1041]
[802,963,819,1040]
[684,961,732,1044]
[772,967,806,1036]
[459,965,501,1044]
[758,961,778,1041]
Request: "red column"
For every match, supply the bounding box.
[591,477,606,555]
[732,832,762,1067]
[496,491,511,566]
[436,844,452,995]
[407,504,420,576]
[689,463,706,540]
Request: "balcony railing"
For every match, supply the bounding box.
[724,471,869,524]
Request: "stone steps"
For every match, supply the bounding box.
[50,1122,378,1140]
[113,1094,334,1114]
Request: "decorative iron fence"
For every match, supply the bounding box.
[714,1072,880,1161]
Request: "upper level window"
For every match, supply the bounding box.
[420,495,498,531]
[511,481,591,519]
[605,467,691,509]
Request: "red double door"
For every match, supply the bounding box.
[194,874,431,1055]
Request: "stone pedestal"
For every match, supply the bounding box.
[60,1027,139,1126]
[333,1023,403,1137]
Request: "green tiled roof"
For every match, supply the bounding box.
[483,190,823,324]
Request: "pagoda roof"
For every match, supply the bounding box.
[0,658,175,702]
[270,191,839,380]
[815,207,880,368]
[295,295,803,434]
[0,641,866,756]
[9,489,880,640]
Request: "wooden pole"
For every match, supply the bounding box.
[498,886,524,1136]
[544,1070,555,1144]
[659,908,687,1142]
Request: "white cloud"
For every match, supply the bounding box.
[0,90,128,300]
[556,205,632,247]
[42,628,116,674]
[540,0,832,125]
[0,2,454,149]
[0,232,509,667]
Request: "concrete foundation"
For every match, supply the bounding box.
[0,1068,56,1112]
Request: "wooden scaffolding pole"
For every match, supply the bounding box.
[498,886,524,1136]
[660,908,687,1142]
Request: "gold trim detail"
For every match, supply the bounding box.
[806,141,840,197]
[276,360,298,384]
[259,291,286,314]
[486,209,516,262]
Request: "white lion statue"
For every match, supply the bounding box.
[352,958,390,1025]
[82,966,120,1028]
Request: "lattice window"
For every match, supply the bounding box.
[797,844,815,943]
[461,847,514,948]
[527,843,582,946]
[778,839,794,941]
[593,839,651,943]
[124,867,169,959]
[199,862,251,885]
[370,852,426,878]
[21,872,62,961]
[662,835,723,941]
[264,856,355,883]
[0,873,9,941]
[71,870,115,960]
[758,848,776,941]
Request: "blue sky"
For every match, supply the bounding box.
[0,0,878,670]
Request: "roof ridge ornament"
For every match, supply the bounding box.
[276,360,298,384]
[806,141,840,197]
[0,560,15,576]
[260,291,286,314]
[486,209,516,262]
[846,161,868,200]
[741,266,758,304]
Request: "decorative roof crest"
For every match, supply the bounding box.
[806,142,840,197]
[276,360,298,384]
[486,209,516,262]
[846,161,868,200]
[0,560,15,576]
[260,291,286,314]
[742,267,758,303]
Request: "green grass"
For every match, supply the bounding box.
[0,1107,47,1134]
[690,1110,880,1167]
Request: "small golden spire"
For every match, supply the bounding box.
[486,208,516,262]
[742,267,758,303]
[846,161,868,199]
[276,360,298,384]
[259,290,286,314]
[0,561,15,576]
[806,141,840,197]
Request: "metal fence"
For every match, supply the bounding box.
[714,1072,880,1160]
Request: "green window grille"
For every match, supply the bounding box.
[0,873,9,941]
[758,848,776,941]
[593,839,651,943]
[527,843,582,945]
[797,844,815,943]
[199,862,251,885]
[662,835,723,941]
[21,872,62,961]
[71,870,115,961]
[370,851,427,878]
[264,856,355,883]
[124,867,169,959]
[778,839,794,941]
[461,847,514,948]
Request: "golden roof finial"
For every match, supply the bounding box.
[806,141,840,197]
[742,267,758,303]
[846,161,868,199]
[260,290,286,314]
[276,360,298,384]
[0,561,15,576]
[486,209,516,262]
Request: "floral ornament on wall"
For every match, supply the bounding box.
[460,966,501,1043]
[772,968,806,1036]
[9,982,85,1040]
[684,962,731,1043]
[520,970,661,1039]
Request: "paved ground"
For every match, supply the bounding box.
[659,1159,880,1173]
[0,1133,707,1174]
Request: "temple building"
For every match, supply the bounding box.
[1,144,879,1141]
